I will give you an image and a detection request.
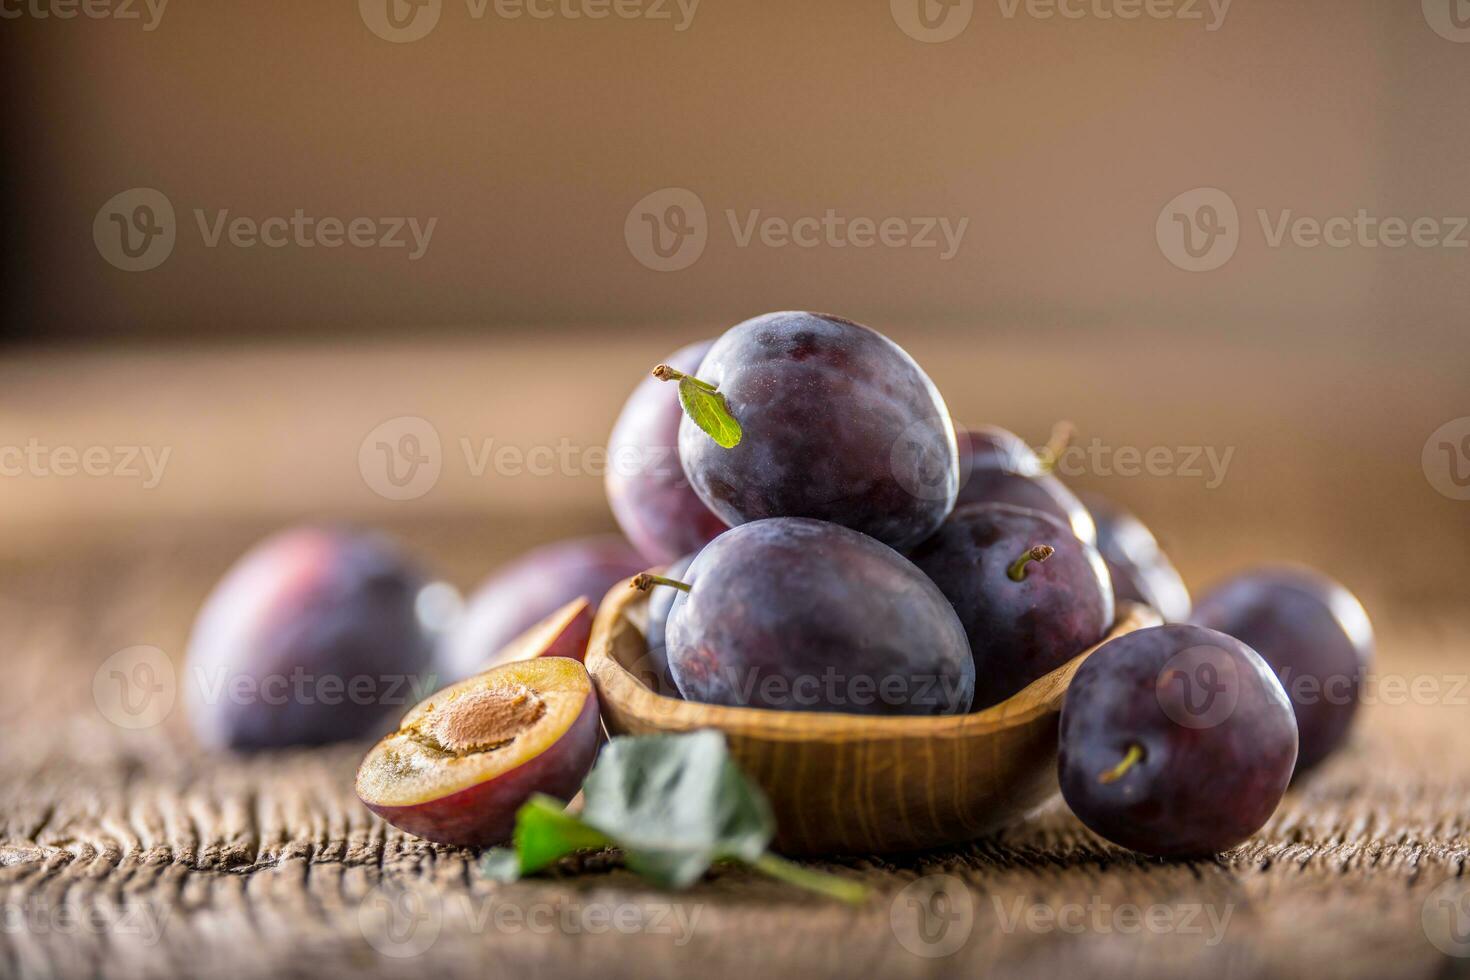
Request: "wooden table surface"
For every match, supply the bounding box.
[1,340,1468,979]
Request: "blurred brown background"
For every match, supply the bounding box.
[1,0,1468,615]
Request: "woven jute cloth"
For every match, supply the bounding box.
[1,524,1466,980]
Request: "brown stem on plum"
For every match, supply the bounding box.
[651,365,717,392]
[1006,545,1054,582]
[632,573,692,594]
[1097,743,1145,784]
[1035,420,1076,474]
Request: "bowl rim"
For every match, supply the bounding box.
[586,576,1159,743]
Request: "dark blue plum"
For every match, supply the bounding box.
[186,526,436,750]
[606,340,728,564]
[955,427,1096,544]
[441,536,646,683]
[674,312,959,552]
[1189,566,1373,773]
[910,503,1114,710]
[1080,491,1191,622]
[638,552,694,697]
[1058,624,1298,857]
[661,518,974,715]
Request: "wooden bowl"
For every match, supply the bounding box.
[586,580,1159,856]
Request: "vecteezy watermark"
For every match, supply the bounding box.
[1423,878,1470,957]
[890,875,975,958]
[891,0,1230,43]
[358,881,704,958]
[990,896,1233,945]
[0,898,172,946]
[1157,187,1470,272]
[0,0,168,30]
[1051,439,1235,489]
[358,0,699,43]
[94,189,437,272]
[359,416,445,502]
[93,646,177,730]
[1423,417,1470,501]
[625,187,968,272]
[0,439,172,488]
[1423,0,1470,43]
[1156,643,1241,730]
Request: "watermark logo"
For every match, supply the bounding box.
[1156,187,1239,272]
[1423,418,1470,501]
[1423,878,1470,957]
[0,439,171,488]
[359,883,443,958]
[891,418,962,502]
[94,188,176,272]
[891,0,974,43]
[890,874,974,958]
[360,0,443,42]
[93,646,176,729]
[359,416,444,501]
[625,187,708,272]
[1423,0,1470,42]
[1156,644,1240,729]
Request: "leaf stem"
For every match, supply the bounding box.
[652,364,718,392]
[751,853,869,905]
[631,573,692,593]
[1007,545,1054,582]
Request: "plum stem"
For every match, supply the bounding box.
[1007,545,1054,582]
[751,853,869,905]
[651,364,717,392]
[1098,743,1145,784]
[631,573,692,594]
[1035,420,1076,474]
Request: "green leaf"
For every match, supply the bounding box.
[678,378,742,449]
[481,795,610,882]
[578,730,773,889]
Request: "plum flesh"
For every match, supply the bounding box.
[356,657,600,848]
[910,503,1114,710]
[440,536,646,684]
[606,339,728,564]
[1080,491,1192,622]
[1058,624,1298,857]
[185,526,436,751]
[1189,566,1372,772]
[663,518,974,715]
[675,311,959,552]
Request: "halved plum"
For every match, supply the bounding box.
[355,657,600,847]
[474,598,593,673]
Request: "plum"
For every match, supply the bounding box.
[481,598,593,669]
[1079,491,1191,622]
[185,526,437,751]
[606,340,728,564]
[910,503,1114,710]
[1058,624,1298,857]
[955,426,1096,545]
[1189,566,1373,772]
[650,518,974,715]
[356,657,600,847]
[636,553,694,697]
[665,311,959,552]
[440,536,646,684]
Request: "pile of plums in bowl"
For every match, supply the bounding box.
[184,311,1373,859]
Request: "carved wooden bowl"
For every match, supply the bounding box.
[586,579,1158,856]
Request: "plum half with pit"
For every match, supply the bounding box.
[440,536,647,683]
[910,503,1114,710]
[955,426,1096,545]
[1189,566,1373,772]
[664,311,959,552]
[606,339,728,564]
[644,518,974,715]
[185,526,437,751]
[1080,491,1191,622]
[1058,624,1298,857]
[356,657,600,848]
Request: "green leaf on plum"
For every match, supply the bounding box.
[678,379,743,449]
